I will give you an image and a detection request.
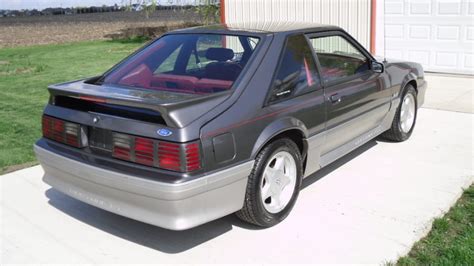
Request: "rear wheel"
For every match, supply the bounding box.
[236,138,303,227]
[382,85,418,142]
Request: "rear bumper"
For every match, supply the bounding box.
[34,144,253,230]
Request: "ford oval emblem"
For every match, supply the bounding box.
[157,128,173,137]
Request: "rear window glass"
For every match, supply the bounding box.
[102,34,260,94]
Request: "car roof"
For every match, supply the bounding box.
[169,21,342,36]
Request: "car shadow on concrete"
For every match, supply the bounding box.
[45,139,377,254]
[302,139,377,190]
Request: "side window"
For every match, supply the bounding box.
[155,44,182,74]
[309,35,369,83]
[186,35,223,72]
[186,35,259,71]
[269,34,320,103]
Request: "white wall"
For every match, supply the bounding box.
[224,0,373,50]
[375,0,386,58]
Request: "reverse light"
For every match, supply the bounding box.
[112,133,132,161]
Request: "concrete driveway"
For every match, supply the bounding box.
[1,74,473,264]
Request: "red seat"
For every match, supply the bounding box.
[195,78,233,93]
[150,74,199,91]
[119,70,232,94]
[118,64,152,88]
[321,67,346,79]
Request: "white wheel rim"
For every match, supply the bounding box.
[400,93,416,133]
[260,151,297,214]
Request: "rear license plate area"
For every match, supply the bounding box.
[89,127,113,151]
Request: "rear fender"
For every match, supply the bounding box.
[251,117,308,158]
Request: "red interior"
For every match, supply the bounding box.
[195,79,233,93]
[118,64,234,94]
[150,74,199,91]
[118,63,341,93]
[321,67,346,79]
[119,64,153,88]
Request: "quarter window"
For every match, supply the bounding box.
[309,35,369,83]
[186,35,259,73]
[155,44,182,74]
[269,34,320,103]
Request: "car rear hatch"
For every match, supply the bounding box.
[49,79,229,128]
[43,79,230,173]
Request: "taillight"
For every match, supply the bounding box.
[158,142,181,171]
[135,137,154,166]
[185,143,200,172]
[112,133,132,161]
[42,115,83,148]
[112,132,201,172]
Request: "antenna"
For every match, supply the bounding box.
[383,0,387,62]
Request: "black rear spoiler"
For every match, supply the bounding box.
[48,79,229,128]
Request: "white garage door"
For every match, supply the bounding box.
[384,0,474,75]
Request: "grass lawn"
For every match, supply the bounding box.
[0,40,144,174]
[397,185,474,265]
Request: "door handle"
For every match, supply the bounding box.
[330,93,342,104]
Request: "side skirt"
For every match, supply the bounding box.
[303,96,399,177]
[319,123,385,168]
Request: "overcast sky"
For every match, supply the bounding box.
[1,0,121,10]
[0,0,196,10]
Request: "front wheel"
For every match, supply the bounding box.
[236,138,303,227]
[382,85,418,142]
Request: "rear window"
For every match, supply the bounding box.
[101,34,260,94]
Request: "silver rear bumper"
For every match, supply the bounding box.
[34,144,253,230]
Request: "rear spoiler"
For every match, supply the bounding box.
[48,79,229,128]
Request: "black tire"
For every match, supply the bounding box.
[236,138,303,227]
[382,85,418,142]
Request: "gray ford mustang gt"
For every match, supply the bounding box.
[35,22,427,230]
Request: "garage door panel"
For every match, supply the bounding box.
[435,52,458,67]
[383,0,474,74]
[437,26,460,40]
[467,27,474,41]
[437,0,462,15]
[386,24,405,38]
[409,25,431,39]
[464,54,473,68]
[386,1,404,14]
[386,49,404,59]
[408,50,431,66]
[410,1,431,15]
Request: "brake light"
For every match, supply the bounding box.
[158,142,181,171]
[185,143,200,172]
[135,137,154,166]
[111,132,201,172]
[42,115,83,148]
[78,95,107,103]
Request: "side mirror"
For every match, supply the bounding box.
[371,61,384,73]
